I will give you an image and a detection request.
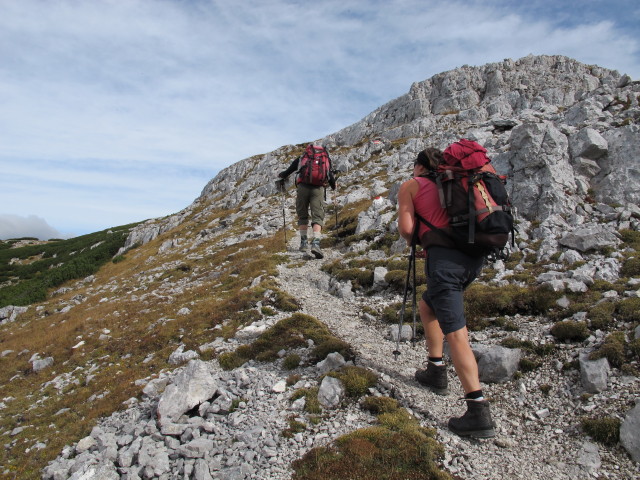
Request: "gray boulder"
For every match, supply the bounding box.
[389,324,413,342]
[32,355,54,372]
[168,344,200,365]
[373,266,389,288]
[156,360,218,426]
[316,352,346,374]
[475,345,522,383]
[620,402,640,463]
[0,305,28,325]
[317,375,345,409]
[559,223,620,252]
[69,462,119,480]
[569,128,608,159]
[137,436,170,476]
[576,441,601,473]
[579,351,610,393]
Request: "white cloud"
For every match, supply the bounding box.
[0,0,638,237]
[0,214,70,241]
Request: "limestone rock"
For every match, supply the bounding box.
[620,403,640,463]
[559,224,620,252]
[475,345,521,383]
[156,360,218,426]
[316,352,346,374]
[317,376,345,409]
[579,351,610,393]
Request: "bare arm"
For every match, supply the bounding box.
[398,179,418,245]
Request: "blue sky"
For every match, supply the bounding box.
[1,0,639,239]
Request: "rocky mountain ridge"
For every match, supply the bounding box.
[124,54,639,253]
[1,54,639,479]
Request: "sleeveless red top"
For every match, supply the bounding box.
[413,176,449,240]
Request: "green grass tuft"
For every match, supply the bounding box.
[550,320,590,342]
[581,417,621,446]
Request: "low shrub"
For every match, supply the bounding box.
[221,313,350,368]
[464,284,560,327]
[630,338,640,360]
[290,387,321,414]
[311,338,355,363]
[335,268,375,289]
[326,366,378,398]
[500,337,555,356]
[519,358,541,372]
[283,354,301,370]
[270,288,301,312]
[581,417,621,446]
[588,301,616,330]
[540,384,552,395]
[360,396,400,415]
[589,331,626,368]
[620,229,640,251]
[550,320,589,342]
[616,297,640,322]
[291,404,449,480]
[218,351,248,370]
[387,259,409,271]
[621,257,640,277]
[282,417,306,438]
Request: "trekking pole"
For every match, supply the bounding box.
[411,242,418,348]
[393,222,419,359]
[392,236,417,360]
[333,185,338,229]
[276,179,287,250]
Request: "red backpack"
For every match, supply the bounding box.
[297,144,331,186]
[417,139,515,259]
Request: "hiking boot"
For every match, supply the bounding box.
[299,238,308,252]
[310,238,324,259]
[415,362,448,395]
[448,400,495,438]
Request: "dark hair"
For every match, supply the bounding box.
[415,147,443,173]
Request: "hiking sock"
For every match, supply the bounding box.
[428,356,444,366]
[465,390,485,401]
[299,233,308,251]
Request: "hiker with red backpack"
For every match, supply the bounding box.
[397,140,514,438]
[278,143,336,259]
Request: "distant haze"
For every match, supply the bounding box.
[0,214,71,240]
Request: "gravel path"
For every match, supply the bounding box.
[277,246,640,480]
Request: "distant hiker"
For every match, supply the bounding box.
[278,143,336,259]
[397,145,496,438]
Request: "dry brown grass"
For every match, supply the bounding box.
[0,209,291,478]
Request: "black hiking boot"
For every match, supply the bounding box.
[448,400,495,438]
[310,238,323,259]
[298,237,308,252]
[415,362,448,395]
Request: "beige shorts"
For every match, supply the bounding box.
[296,183,325,226]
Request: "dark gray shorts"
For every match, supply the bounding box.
[422,247,484,335]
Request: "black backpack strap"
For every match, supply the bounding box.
[410,213,433,247]
[467,176,476,244]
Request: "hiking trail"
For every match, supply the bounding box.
[276,244,623,480]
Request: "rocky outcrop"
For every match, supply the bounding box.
[121,55,639,252]
[42,348,376,480]
[0,305,28,325]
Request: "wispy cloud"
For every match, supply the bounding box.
[0,0,638,237]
